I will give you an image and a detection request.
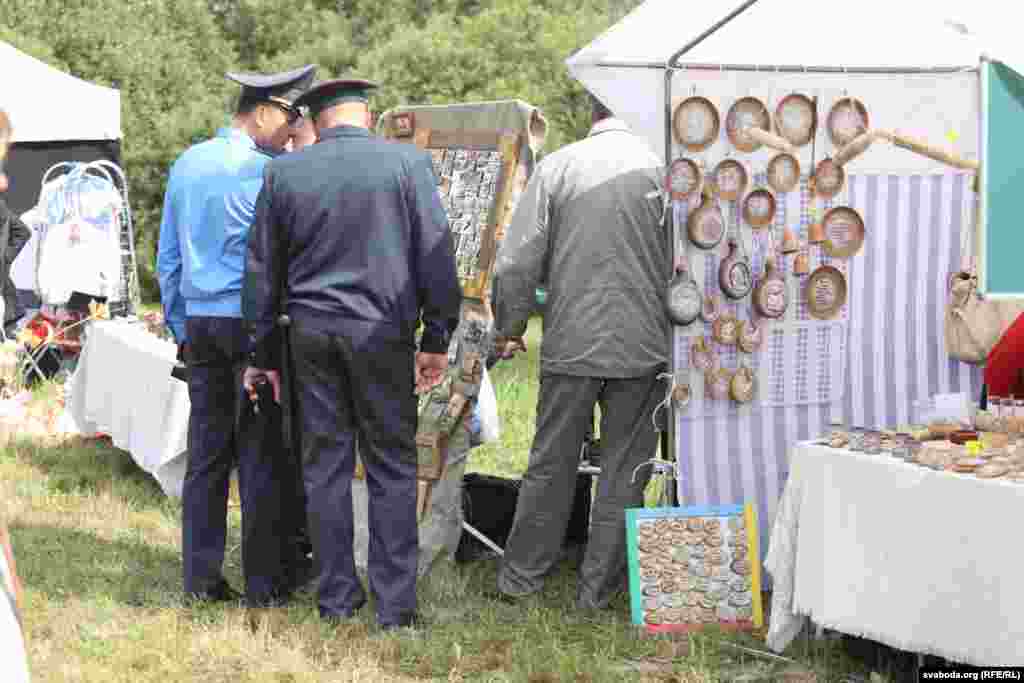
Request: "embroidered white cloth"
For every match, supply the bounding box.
[766,441,1024,666]
[62,321,188,496]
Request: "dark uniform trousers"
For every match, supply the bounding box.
[182,316,301,604]
[289,324,419,624]
[498,370,665,608]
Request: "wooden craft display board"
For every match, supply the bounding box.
[626,503,763,634]
[374,116,524,518]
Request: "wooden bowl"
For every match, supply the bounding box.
[774,93,816,147]
[805,265,847,320]
[725,97,771,153]
[673,96,720,153]
[742,189,776,229]
[821,206,865,259]
[712,159,748,201]
[667,157,702,199]
[827,97,870,148]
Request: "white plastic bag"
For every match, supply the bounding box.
[478,366,500,443]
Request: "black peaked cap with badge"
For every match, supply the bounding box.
[225,64,318,108]
[294,78,379,119]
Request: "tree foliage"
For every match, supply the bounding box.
[0,0,641,300]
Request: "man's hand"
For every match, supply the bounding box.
[243,367,282,404]
[495,336,526,360]
[415,352,447,394]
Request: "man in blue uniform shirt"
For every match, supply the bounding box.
[157,64,316,607]
[242,78,461,630]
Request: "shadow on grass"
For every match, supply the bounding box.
[11,521,182,608]
[9,437,176,515]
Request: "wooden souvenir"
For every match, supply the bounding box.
[730,365,757,404]
[821,206,865,259]
[712,159,748,201]
[673,96,720,152]
[392,112,415,137]
[673,380,692,408]
[726,97,771,153]
[742,127,797,155]
[827,97,870,148]
[834,129,877,167]
[774,93,816,147]
[781,226,799,254]
[767,153,800,194]
[690,336,718,372]
[752,256,788,319]
[668,157,702,199]
[812,157,845,199]
[737,318,763,354]
[700,292,721,323]
[707,368,734,401]
[712,314,739,347]
[687,189,726,249]
[793,249,810,275]
[667,258,702,326]
[742,189,776,229]
[719,238,753,300]
[806,265,848,320]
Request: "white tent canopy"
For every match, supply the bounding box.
[567,0,1019,173]
[0,41,121,142]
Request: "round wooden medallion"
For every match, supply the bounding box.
[827,97,870,148]
[712,159,748,201]
[673,96,720,153]
[774,93,816,147]
[813,157,845,199]
[712,314,739,346]
[719,239,753,300]
[806,265,848,320]
[730,366,757,404]
[667,157,702,199]
[821,206,865,259]
[742,189,776,229]
[725,97,771,153]
[767,153,800,194]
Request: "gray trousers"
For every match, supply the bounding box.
[497,370,665,608]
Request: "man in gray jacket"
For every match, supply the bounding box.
[493,95,669,609]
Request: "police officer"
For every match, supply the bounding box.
[157,65,316,607]
[242,78,461,629]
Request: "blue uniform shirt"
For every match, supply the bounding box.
[157,127,274,343]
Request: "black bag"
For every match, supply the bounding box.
[456,471,592,563]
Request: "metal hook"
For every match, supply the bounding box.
[631,458,678,485]
[651,371,675,431]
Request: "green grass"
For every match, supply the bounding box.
[0,317,913,682]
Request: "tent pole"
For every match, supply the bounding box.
[662,65,677,507]
[668,0,762,67]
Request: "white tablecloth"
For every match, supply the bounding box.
[766,442,1024,666]
[62,321,189,497]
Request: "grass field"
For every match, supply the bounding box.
[0,317,909,682]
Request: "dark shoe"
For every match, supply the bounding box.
[379,611,429,632]
[185,580,243,605]
[321,598,367,624]
[281,556,317,595]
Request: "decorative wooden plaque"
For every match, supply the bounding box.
[384,122,521,300]
[626,503,763,634]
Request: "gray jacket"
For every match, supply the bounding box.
[493,118,669,378]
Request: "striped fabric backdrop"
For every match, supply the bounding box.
[673,172,983,569]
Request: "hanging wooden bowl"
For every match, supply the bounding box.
[827,97,870,148]
[730,366,757,404]
[774,93,817,147]
[737,318,764,353]
[673,96,720,153]
[707,368,734,401]
[719,239,753,300]
[687,190,726,250]
[712,159,748,201]
[821,206,865,259]
[806,265,848,320]
[691,336,719,372]
[726,97,771,153]
[742,189,776,229]
[667,157,702,199]
[812,157,845,198]
[712,314,739,346]
[767,153,800,194]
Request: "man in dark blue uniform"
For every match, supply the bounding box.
[242,78,461,629]
[157,65,316,607]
